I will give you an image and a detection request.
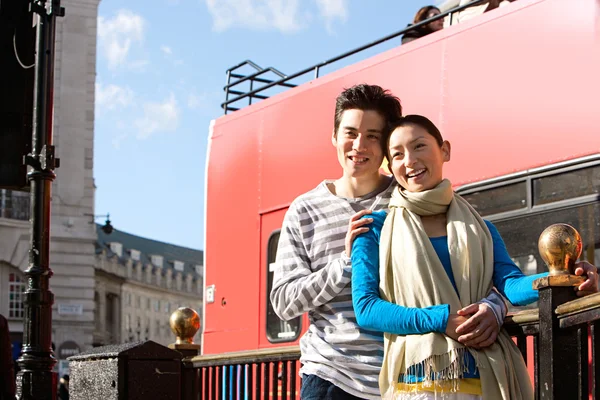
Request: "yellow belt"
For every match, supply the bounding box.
[395,378,482,395]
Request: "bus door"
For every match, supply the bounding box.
[259,208,305,399]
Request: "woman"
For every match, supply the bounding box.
[402,6,444,45]
[351,115,597,399]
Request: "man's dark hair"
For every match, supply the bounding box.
[333,84,402,136]
[385,114,444,161]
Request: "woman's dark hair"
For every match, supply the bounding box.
[384,114,444,161]
[413,5,440,24]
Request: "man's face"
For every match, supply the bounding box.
[332,109,386,179]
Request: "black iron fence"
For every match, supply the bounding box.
[187,347,301,400]
[68,289,600,400]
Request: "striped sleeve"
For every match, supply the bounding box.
[270,200,352,321]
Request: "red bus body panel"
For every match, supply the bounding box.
[203,0,600,355]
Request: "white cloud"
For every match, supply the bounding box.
[205,0,304,33]
[111,132,129,149]
[314,0,347,33]
[160,45,172,55]
[134,93,180,139]
[98,10,145,69]
[187,93,203,110]
[95,83,135,112]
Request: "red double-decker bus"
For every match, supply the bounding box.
[201,0,600,393]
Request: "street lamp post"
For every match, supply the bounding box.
[16,1,64,398]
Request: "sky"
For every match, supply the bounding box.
[94,0,437,250]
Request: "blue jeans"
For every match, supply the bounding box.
[300,374,366,400]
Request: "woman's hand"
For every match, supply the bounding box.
[454,302,500,349]
[345,210,373,256]
[445,314,468,342]
[574,261,599,297]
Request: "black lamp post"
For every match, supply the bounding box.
[86,213,114,235]
[16,1,64,398]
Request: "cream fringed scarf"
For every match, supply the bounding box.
[378,179,533,400]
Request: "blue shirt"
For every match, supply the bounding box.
[351,210,546,381]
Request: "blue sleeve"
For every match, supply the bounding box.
[351,210,449,335]
[486,220,548,306]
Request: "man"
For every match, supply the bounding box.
[270,84,507,399]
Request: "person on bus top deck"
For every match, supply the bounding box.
[270,84,513,400]
[350,115,600,400]
[453,0,515,25]
[401,6,444,45]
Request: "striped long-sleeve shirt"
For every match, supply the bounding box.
[270,177,509,399]
[270,177,396,399]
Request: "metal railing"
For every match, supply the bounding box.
[186,347,301,400]
[221,0,489,114]
[68,290,600,399]
[223,60,297,114]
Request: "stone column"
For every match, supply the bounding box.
[97,284,106,343]
[112,294,120,343]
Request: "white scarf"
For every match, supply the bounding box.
[378,179,533,400]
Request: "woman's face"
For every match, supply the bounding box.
[388,123,450,192]
[426,9,444,32]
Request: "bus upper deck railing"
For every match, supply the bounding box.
[221,0,489,114]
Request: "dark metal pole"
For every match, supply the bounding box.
[16,0,64,398]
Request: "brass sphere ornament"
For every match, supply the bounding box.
[169,307,200,345]
[538,223,582,276]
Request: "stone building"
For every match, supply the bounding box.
[0,0,101,376]
[94,224,203,348]
[0,0,204,381]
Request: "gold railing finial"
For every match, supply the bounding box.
[538,223,582,276]
[169,307,200,345]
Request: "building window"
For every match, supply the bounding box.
[109,242,123,257]
[0,190,30,221]
[125,314,131,331]
[151,255,163,268]
[153,299,160,312]
[266,231,301,342]
[164,301,170,313]
[174,261,184,271]
[126,292,131,306]
[130,249,141,261]
[8,273,25,318]
[195,264,202,275]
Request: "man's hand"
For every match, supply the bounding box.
[345,210,373,256]
[454,302,499,349]
[575,261,599,297]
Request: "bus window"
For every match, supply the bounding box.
[457,159,600,312]
[494,203,599,273]
[265,231,301,342]
[533,165,600,206]
[462,182,527,217]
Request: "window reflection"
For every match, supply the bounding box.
[533,165,600,206]
[266,231,301,342]
[462,182,527,217]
